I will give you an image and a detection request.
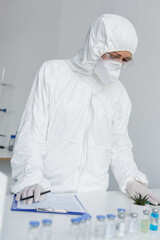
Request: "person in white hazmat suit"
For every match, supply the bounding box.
[11,14,160,205]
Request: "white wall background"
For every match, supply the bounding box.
[0,0,160,190]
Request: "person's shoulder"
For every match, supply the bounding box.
[38,59,71,88]
[41,59,69,74]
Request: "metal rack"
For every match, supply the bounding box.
[0,67,8,149]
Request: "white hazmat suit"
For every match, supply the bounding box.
[11,14,148,194]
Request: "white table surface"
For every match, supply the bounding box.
[2,189,160,240]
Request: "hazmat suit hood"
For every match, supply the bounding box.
[69,14,138,75]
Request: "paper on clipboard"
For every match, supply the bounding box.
[17,193,86,213]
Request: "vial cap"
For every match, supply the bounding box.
[117,208,126,213]
[143,210,150,215]
[81,218,86,223]
[77,216,83,222]
[85,214,92,220]
[42,219,52,225]
[130,213,138,218]
[11,135,16,138]
[82,214,91,221]
[106,214,116,219]
[152,208,159,214]
[29,221,40,227]
[71,218,80,224]
[97,215,105,221]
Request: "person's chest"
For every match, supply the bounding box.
[47,70,115,148]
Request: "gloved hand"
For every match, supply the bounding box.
[127,180,160,205]
[16,184,46,204]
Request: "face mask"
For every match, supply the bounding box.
[93,58,122,84]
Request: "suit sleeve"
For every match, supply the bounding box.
[10,62,53,193]
[110,82,148,193]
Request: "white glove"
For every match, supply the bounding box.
[16,184,46,204]
[127,180,160,206]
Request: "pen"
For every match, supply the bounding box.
[36,208,68,213]
[20,190,51,201]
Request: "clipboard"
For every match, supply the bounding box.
[11,194,87,215]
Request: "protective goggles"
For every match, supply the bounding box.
[103,52,134,66]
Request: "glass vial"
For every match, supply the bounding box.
[70,218,80,239]
[141,210,150,233]
[105,214,116,239]
[94,215,106,238]
[78,216,87,240]
[150,213,159,231]
[8,135,16,151]
[41,219,52,240]
[116,213,126,238]
[27,221,40,240]
[128,213,138,233]
[82,214,92,240]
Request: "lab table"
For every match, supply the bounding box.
[2,190,160,240]
[0,149,12,160]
